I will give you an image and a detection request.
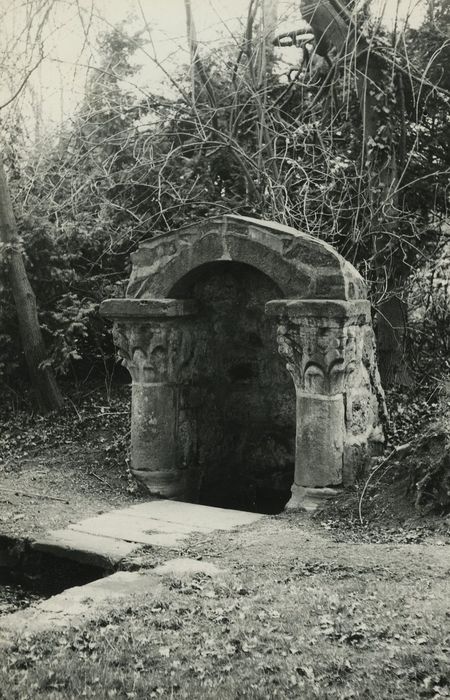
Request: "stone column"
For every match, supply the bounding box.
[100,298,199,499]
[266,299,372,510]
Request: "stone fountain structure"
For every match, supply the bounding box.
[100,215,385,510]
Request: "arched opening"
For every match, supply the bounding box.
[169,261,295,513]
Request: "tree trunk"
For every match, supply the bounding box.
[184,0,216,109]
[355,56,412,386]
[377,295,411,386]
[0,158,64,412]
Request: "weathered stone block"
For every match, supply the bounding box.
[296,394,345,486]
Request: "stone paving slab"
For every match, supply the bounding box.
[32,530,137,568]
[124,500,263,530]
[0,571,162,643]
[69,518,190,548]
[0,557,227,645]
[74,512,210,534]
[67,511,211,547]
[31,500,264,566]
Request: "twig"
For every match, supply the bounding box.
[358,449,396,525]
[89,472,113,489]
[93,411,129,416]
[66,395,82,421]
[0,487,69,503]
[0,54,45,111]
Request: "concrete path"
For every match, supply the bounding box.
[31,500,264,568]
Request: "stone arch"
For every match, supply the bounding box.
[100,215,384,512]
[126,215,366,302]
[167,260,283,300]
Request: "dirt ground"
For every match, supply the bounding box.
[0,386,149,541]
[0,442,148,540]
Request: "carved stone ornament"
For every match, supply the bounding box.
[112,321,197,383]
[99,298,199,384]
[266,300,371,395]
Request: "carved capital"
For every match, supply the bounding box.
[268,300,371,395]
[277,319,364,393]
[113,320,197,383]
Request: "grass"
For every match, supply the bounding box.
[1,516,449,700]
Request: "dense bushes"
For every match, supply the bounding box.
[0,192,130,382]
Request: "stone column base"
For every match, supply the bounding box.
[286,485,342,512]
[133,469,188,499]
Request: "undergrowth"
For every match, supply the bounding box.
[0,382,136,493]
[314,375,450,540]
